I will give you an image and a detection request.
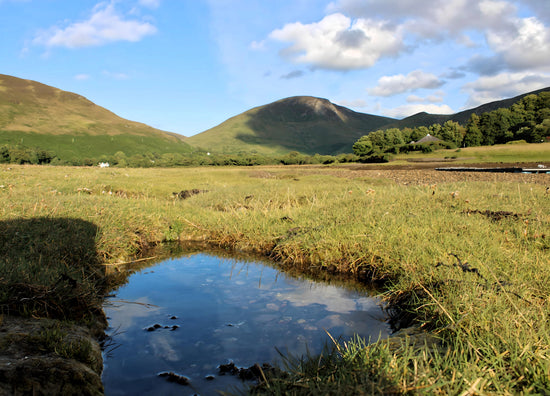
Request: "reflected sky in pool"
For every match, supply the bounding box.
[102,253,389,395]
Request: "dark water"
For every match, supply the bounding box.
[102,253,389,395]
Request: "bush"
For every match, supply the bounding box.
[358,154,393,163]
[506,139,528,145]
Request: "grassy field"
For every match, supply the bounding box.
[394,141,550,164]
[1,163,549,394]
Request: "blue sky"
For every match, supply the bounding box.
[2,0,550,136]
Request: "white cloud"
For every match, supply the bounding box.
[383,103,454,118]
[33,2,157,49]
[462,71,550,107]
[250,40,266,51]
[369,70,444,97]
[269,13,404,70]
[336,99,368,108]
[74,73,91,81]
[331,0,517,37]
[406,92,444,103]
[486,16,550,71]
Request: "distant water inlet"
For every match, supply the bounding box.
[102,253,390,395]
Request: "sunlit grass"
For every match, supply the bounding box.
[1,164,549,394]
[394,141,550,164]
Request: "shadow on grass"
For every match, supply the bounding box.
[0,217,106,321]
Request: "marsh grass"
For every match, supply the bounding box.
[1,164,549,394]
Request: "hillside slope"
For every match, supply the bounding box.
[0,74,193,159]
[186,96,396,155]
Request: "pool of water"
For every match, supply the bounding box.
[102,253,389,395]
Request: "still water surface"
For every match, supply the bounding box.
[102,253,389,395]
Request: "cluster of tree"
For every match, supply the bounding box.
[353,92,550,159]
[465,92,550,145]
[0,145,56,165]
[96,151,357,167]
[353,121,462,158]
[0,144,359,167]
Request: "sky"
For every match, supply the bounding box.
[1,0,550,137]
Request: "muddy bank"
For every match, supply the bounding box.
[0,316,105,395]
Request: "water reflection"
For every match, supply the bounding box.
[102,253,389,395]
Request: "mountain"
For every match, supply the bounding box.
[187,87,550,156]
[2,73,548,160]
[186,96,395,155]
[0,74,193,160]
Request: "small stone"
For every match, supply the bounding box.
[158,371,190,386]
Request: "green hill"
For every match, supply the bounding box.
[187,89,550,156]
[0,74,193,160]
[2,73,548,161]
[186,96,395,155]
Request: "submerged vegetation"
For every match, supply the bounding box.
[1,163,549,394]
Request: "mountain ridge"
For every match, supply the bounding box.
[1,73,549,158]
[186,96,396,155]
[0,74,193,159]
[187,87,550,155]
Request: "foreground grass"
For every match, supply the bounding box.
[1,164,549,394]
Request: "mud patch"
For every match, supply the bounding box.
[172,189,209,200]
[464,209,524,221]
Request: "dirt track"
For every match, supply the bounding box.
[354,169,549,186]
[334,163,550,186]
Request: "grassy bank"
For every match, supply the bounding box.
[1,164,549,394]
[393,141,550,164]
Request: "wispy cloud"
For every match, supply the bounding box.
[102,70,130,80]
[369,70,444,97]
[280,70,304,80]
[33,2,157,49]
[335,99,368,108]
[406,92,445,103]
[139,0,161,9]
[463,72,550,107]
[74,73,91,81]
[383,103,454,119]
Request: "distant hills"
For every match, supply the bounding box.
[189,88,550,155]
[186,96,394,155]
[1,73,548,159]
[0,74,193,160]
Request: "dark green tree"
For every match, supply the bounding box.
[464,114,483,147]
[352,136,374,156]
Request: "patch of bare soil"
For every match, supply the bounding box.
[330,163,550,185]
